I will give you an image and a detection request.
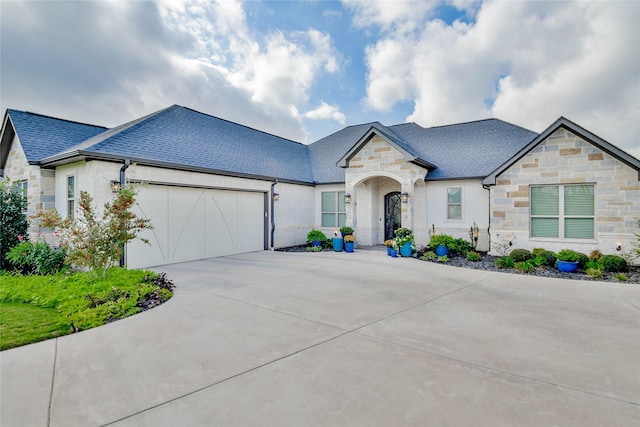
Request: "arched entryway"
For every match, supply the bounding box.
[384,191,401,240]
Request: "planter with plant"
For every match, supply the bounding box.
[556,249,580,272]
[344,234,355,253]
[306,229,327,247]
[339,226,354,238]
[394,228,414,257]
[383,239,396,256]
[429,234,455,257]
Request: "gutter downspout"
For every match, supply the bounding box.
[270,179,278,250]
[119,160,131,267]
[482,183,491,254]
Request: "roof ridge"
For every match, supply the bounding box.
[180,105,306,146]
[7,108,107,129]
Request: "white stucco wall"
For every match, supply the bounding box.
[425,179,490,251]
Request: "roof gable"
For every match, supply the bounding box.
[1,109,106,171]
[336,123,436,170]
[482,117,640,185]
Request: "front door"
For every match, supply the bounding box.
[384,192,402,241]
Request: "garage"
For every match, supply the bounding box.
[126,185,267,268]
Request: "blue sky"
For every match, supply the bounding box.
[1,1,638,157]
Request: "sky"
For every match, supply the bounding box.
[1,0,639,158]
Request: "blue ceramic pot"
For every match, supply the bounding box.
[557,260,578,272]
[390,249,398,258]
[345,242,355,253]
[387,247,393,256]
[311,240,321,247]
[333,238,343,252]
[435,245,449,257]
[400,242,413,257]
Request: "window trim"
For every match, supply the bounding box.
[19,180,28,212]
[530,183,595,240]
[446,186,463,221]
[321,191,346,228]
[66,175,75,220]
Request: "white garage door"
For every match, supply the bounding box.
[127,185,266,268]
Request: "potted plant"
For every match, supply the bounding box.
[339,226,354,238]
[556,249,579,272]
[332,230,343,252]
[394,228,414,257]
[306,229,327,247]
[383,239,395,256]
[429,234,455,257]
[344,234,355,253]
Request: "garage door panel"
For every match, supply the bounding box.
[127,186,265,268]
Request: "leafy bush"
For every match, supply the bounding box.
[614,273,628,282]
[536,250,557,267]
[586,262,604,279]
[421,251,437,261]
[466,251,481,262]
[6,240,67,275]
[509,248,532,262]
[0,179,29,269]
[575,252,589,269]
[450,238,474,255]
[306,246,322,252]
[495,256,515,269]
[598,255,628,272]
[339,226,353,234]
[306,229,327,243]
[437,255,449,263]
[589,249,603,261]
[557,249,580,262]
[429,234,455,249]
[36,188,153,278]
[532,248,546,256]
[515,260,536,273]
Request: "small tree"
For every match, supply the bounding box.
[0,179,28,269]
[37,187,153,278]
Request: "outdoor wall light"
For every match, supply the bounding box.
[273,192,280,202]
[401,192,409,203]
[344,193,352,204]
[616,244,622,251]
[110,180,121,193]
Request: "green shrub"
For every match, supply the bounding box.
[450,238,474,255]
[575,252,589,269]
[0,179,29,270]
[557,249,580,262]
[509,248,532,262]
[532,247,546,256]
[306,229,327,243]
[466,251,481,262]
[6,241,67,275]
[437,255,449,263]
[515,260,536,273]
[495,256,515,269]
[614,273,628,282]
[429,234,455,249]
[589,249,603,261]
[421,251,437,261]
[339,226,353,234]
[598,255,628,272]
[586,266,604,279]
[306,246,322,252]
[536,250,557,267]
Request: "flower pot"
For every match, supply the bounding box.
[557,260,578,273]
[386,247,393,256]
[400,242,413,257]
[345,242,355,253]
[435,245,449,257]
[333,238,343,252]
[390,249,398,258]
[311,240,322,247]
[341,232,353,238]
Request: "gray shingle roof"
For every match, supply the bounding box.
[7,109,107,162]
[6,105,541,185]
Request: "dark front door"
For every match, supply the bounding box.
[385,192,402,241]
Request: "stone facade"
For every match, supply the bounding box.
[490,128,640,257]
[344,135,428,246]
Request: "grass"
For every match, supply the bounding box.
[0,268,173,350]
[0,302,73,350]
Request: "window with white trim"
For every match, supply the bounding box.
[447,187,462,220]
[67,175,75,220]
[321,191,346,228]
[19,180,28,211]
[530,184,594,239]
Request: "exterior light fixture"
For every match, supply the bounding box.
[110,180,121,193]
[616,244,622,251]
[344,193,352,204]
[273,193,280,202]
[401,192,409,203]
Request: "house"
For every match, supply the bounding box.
[1,105,638,268]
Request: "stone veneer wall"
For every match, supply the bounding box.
[490,128,640,257]
[345,135,428,246]
[3,135,56,233]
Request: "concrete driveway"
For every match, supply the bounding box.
[1,249,639,426]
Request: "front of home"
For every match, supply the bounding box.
[1,105,638,268]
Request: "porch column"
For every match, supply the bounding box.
[401,182,414,232]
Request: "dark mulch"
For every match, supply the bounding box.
[277,245,639,284]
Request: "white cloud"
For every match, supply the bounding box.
[359,0,640,157]
[303,102,346,124]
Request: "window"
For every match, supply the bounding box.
[530,184,594,239]
[447,187,462,220]
[67,175,75,220]
[321,191,346,227]
[19,180,28,211]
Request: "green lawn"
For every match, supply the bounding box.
[0,269,173,351]
[0,302,74,350]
